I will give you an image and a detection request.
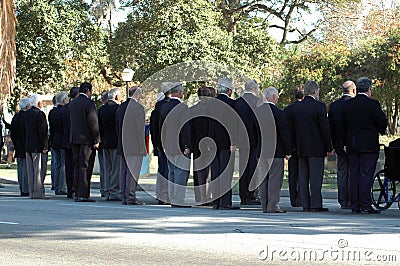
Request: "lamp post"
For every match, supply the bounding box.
[121,66,134,99]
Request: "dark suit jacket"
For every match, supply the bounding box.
[115,98,146,156]
[328,95,352,154]
[49,105,64,150]
[24,106,48,153]
[159,98,191,156]
[293,96,332,157]
[283,100,300,154]
[189,100,212,157]
[150,97,170,155]
[68,94,100,145]
[11,111,27,158]
[234,92,259,150]
[98,100,119,149]
[342,94,387,153]
[208,94,236,151]
[257,103,291,158]
[60,104,70,149]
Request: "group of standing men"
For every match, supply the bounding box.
[7,76,387,214]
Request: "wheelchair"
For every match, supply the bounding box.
[371,144,400,210]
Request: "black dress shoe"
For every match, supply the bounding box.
[199,202,213,207]
[75,197,96,202]
[212,205,219,210]
[126,200,145,205]
[351,209,361,214]
[219,205,240,210]
[158,200,169,205]
[171,204,192,208]
[303,208,311,212]
[247,199,261,205]
[269,209,286,213]
[106,196,121,201]
[21,192,29,197]
[360,208,381,214]
[55,191,67,195]
[310,207,329,212]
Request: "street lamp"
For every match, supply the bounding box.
[121,65,134,99]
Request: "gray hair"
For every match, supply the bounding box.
[217,78,233,93]
[170,83,184,94]
[108,88,121,101]
[304,81,319,96]
[129,86,142,97]
[19,98,30,110]
[29,94,41,108]
[56,91,68,105]
[356,77,372,93]
[263,86,279,100]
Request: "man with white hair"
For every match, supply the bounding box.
[256,87,291,213]
[98,88,122,201]
[234,79,261,205]
[24,94,49,199]
[10,98,31,196]
[49,91,68,196]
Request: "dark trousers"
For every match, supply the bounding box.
[193,156,211,203]
[288,154,301,206]
[348,152,378,211]
[337,152,351,207]
[211,150,234,207]
[239,148,258,202]
[71,144,95,198]
[298,157,324,209]
[156,148,169,202]
[63,148,74,197]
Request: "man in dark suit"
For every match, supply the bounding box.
[98,88,122,201]
[208,78,240,210]
[257,87,291,213]
[159,82,191,207]
[68,82,100,202]
[49,91,68,196]
[283,88,304,207]
[24,94,49,199]
[116,86,146,205]
[10,98,30,196]
[328,80,356,209]
[189,87,214,205]
[60,87,79,198]
[149,84,171,204]
[293,81,333,212]
[234,79,260,205]
[96,91,109,197]
[342,77,387,214]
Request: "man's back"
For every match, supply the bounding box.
[24,107,48,153]
[49,106,63,150]
[343,94,387,153]
[68,94,100,145]
[293,96,332,157]
[98,101,119,149]
[234,93,259,149]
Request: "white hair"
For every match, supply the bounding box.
[56,91,68,105]
[263,87,279,100]
[108,88,121,100]
[19,98,30,110]
[29,94,41,108]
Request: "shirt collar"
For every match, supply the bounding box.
[219,93,230,98]
[266,101,275,105]
[358,93,369,97]
[343,94,353,97]
[307,95,316,100]
[129,97,138,102]
[170,96,183,103]
[80,93,89,98]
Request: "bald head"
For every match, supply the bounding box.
[342,80,356,96]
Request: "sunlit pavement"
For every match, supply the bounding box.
[0,181,399,265]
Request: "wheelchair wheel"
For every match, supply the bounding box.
[371,170,396,210]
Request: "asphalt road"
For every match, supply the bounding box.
[1,183,400,265]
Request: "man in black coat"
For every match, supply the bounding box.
[149,84,171,204]
[24,94,49,199]
[96,91,109,197]
[49,91,69,196]
[68,82,100,202]
[234,79,260,205]
[10,98,30,196]
[115,86,146,205]
[159,82,191,207]
[257,87,291,213]
[189,87,214,205]
[283,88,304,207]
[209,78,240,210]
[60,87,79,198]
[342,77,387,214]
[98,88,122,201]
[293,81,333,212]
[328,80,356,209]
